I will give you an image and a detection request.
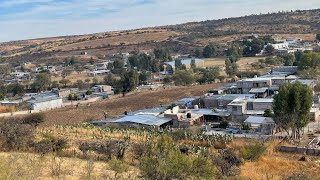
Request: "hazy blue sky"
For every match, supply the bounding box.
[1,0,320,42]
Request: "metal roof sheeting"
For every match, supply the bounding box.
[111,114,172,126]
[244,116,274,124]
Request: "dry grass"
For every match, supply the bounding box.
[0,106,16,113]
[52,71,104,83]
[239,141,320,180]
[0,152,139,180]
[274,33,316,41]
[52,30,178,51]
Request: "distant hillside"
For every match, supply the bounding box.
[1,9,320,63]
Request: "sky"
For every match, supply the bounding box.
[1,0,320,42]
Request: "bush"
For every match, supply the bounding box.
[22,113,45,127]
[239,143,267,161]
[219,121,229,129]
[108,158,129,179]
[140,135,216,180]
[0,119,34,151]
[213,149,242,177]
[34,135,68,154]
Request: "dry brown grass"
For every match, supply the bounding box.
[52,30,178,51]
[239,141,320,180]
[52,71,104,83]
[274,33,316,41]
[0,106,16,113]
[0,152,139,179]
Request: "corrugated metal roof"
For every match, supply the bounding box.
[244,116,274,124]
[249,88,268,93]
[111,114,171,126]
[28,96,62,104]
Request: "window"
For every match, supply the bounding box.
[232,106,237,112]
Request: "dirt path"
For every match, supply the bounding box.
[42,84,220,127]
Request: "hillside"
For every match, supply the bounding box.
[1,9,320,63]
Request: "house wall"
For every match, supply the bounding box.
[227,104,246,116]
[250,101,273,111]
[29,99,63,111]
[203,99,233,109]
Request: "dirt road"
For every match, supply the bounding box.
[42,84,220,127]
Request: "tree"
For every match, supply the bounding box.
[174,59,183,70]
[7,83,25,96]
[273,82,313,139]
[32,72,51,91]
[190,58,196,69]
[203,44,217,58]
[92,77,99,85]
[264,45,275,55]
[121,70,139,96]
[113,59,124,69]
[195,49,202,58]
[226,45,242,62]
[89,57,94,65]
[22,113,45,127]
[225,58,237,77]
[51,81,59,88]
[139,71,150,84]
[263,108,272,117]
[59,79,71,87]
[75,80,85,89]
[172,70,196,86]
[316,33,320,41]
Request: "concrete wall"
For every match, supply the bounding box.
[278,146,320,156]
[30,98,63,111]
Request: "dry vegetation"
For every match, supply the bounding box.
[0,152,139,179]
[0,106,16,113]
[51,30,178,51]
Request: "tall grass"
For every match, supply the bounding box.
[0,106,16,113]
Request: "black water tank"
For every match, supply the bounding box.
[186,113,192,118]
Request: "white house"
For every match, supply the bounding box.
[28,97,63,111]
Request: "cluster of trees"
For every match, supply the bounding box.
[128,52,159,72]
[242,36,275,56]
[273,82,313,139]
[225,45,242,77]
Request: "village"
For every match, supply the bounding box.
[0,34,319,153]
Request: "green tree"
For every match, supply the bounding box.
[59,78,71,87]
[190,58,196,69]
[194,49,202,58]
[263,108,273,117]
[174,59,183,70]
[7,83,25,96]
[225,58,237,77]
[113,59,124,69]
[264,45,275,55]
[316,33,320,41]
[139,71,150,84]
[172,70,196,86]
[121,70,139,96]
[32,72,51,91]
[226,45,242,62]
[273,82,313,139]
[203,44,217,58]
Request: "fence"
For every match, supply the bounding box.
[278,145,320,156]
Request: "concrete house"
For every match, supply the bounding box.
[236,78,272,94]
[28,97,63,111]
[244,116,275,135]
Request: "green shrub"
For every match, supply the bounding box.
[240,143,267,161]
